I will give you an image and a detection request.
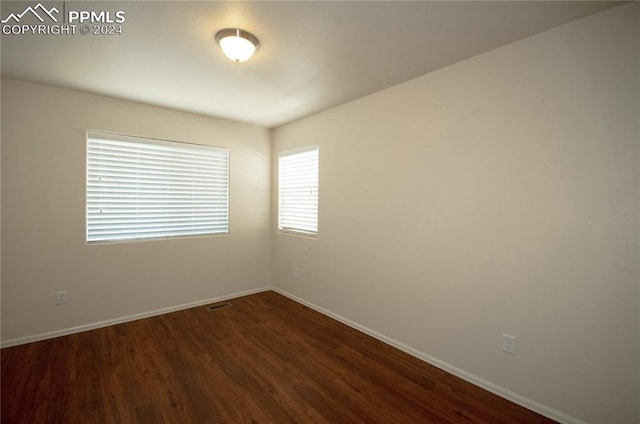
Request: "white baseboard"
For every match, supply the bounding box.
[0,286,271,349]
[272,287,588,424]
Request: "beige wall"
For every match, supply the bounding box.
[1,78,272,342]
[273,4,639,424]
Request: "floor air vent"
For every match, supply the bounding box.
[207,302,232,311]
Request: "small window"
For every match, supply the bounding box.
[86,131,229,243]
[278,145,319,237]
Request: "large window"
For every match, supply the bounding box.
[86,131,229,243]
[278,145,319,237]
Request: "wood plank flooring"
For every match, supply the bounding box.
[1,291,556,423]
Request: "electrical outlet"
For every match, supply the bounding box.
[56,291,68,305]
[293,267,300,279]
[502,333,516,354]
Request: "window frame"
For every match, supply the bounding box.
[278,145,319,238]
[86,130,230,244]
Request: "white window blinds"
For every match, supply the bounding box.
[87,131,229,243]
[278,146,319,237]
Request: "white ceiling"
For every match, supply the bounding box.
[0,1,623,128]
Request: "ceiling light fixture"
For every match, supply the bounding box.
[215,28,260,63]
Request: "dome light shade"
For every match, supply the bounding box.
[215,29,259,63]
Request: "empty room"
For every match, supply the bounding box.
[1,1,638,423]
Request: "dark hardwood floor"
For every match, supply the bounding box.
[1,291,556,423]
